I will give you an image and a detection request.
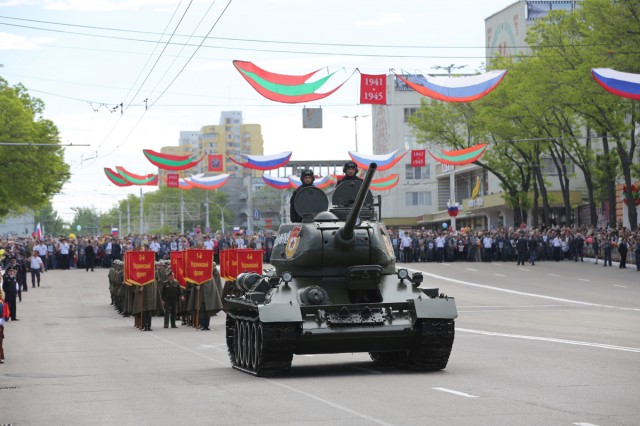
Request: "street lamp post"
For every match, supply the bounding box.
[432,64,467,77]
[342,115,369,152]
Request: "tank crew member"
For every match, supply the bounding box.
[336,161,362,186]
[290,169,315,222]
[161,270,182,328]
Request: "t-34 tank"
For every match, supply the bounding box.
[223,163,457,376]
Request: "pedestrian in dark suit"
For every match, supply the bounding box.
[618,238,628,269]
[84,241,96,272]
[161,271,182,328]
[2,268,19,321]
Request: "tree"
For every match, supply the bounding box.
[70,207,101,236]
[0,78,70,219]
[34,201,66,237]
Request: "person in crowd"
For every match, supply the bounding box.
[573,233,585,262]
[516,232,529,266]
[2,267,19,321]
[591,235,600,264]
[400,232,412,263]
[634,237,640,271]
[84,240,96,272]
[34,240,48,271]
[602,236,613,267]
[28,250,45,288]
[290,169,315,222]
[528,233,539,266]
[618,237,629,269]
[0,287,4,363]
[59,238,70,270]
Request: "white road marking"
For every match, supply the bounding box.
[519,268,530,271]
[433,387,478,398]
[613,284,627,288]
[495,274,506,277]
[457,328,640,353]
[466,268,478,272]
[548,273,561,277]
[573,423,600,426]
[415,269,640,312]
[578,278,590,282]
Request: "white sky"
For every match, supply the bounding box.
[0,0,516,221]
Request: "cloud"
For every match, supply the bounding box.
[0,32,53,50]
[356,12,405,27]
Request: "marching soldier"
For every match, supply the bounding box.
[161,270,182,328]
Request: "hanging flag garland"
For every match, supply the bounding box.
[592,68,640,100]
[428,143,488,165]
[262,174,292,189]
[104,168,133,187]
[348,149,408,171]
[143,149,204,171]
[188,173,231,190]
[370,174,400,191]
[228,151,292,170]
[233,60,348,103]
[115,166,158,186]
[394,70,507,102]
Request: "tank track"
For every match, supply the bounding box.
[226,311,299,376]
[369,318,455,371]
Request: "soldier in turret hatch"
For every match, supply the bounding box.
[336,161,362,186]
[290,169,315,222]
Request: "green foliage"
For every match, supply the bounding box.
[0,78,70,219]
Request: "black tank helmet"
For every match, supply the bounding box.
[343,161,358,173]
[301,168,315,183]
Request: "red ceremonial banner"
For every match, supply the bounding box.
[170,251,186,288]
[185,249,214,285]
[167,173,179,188]
[124,250,156,286]
[360,74,386,105]
[220,249,263,281]
[411,149,426,167]
[208,154,224,172]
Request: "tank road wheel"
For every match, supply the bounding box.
[234,319,243,366]
[241,321,250,368]
[406,319,455,371]
[247,322,258,370]
[226,313,298,376]
[369,351,406,367]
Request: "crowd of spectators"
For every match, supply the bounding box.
[389,225,640,269]
[2,224,640,274]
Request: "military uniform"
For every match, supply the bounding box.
[161,272,182,328]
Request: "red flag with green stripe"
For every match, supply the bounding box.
[143,149,204,171]
[233,60,347,104]
[428,144,487,165]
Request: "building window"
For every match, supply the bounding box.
[406,191,431,206]
[540,157,574,175]
[405,164,430,180]
[404,107,418,123]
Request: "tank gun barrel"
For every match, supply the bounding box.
[339,162,377,242]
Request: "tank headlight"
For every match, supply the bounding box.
[281,271,293,283]
[397,269,409,280]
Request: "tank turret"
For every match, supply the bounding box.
[223,161,457,376]
[269,163,396,277]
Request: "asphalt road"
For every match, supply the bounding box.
[1,259,638,426]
